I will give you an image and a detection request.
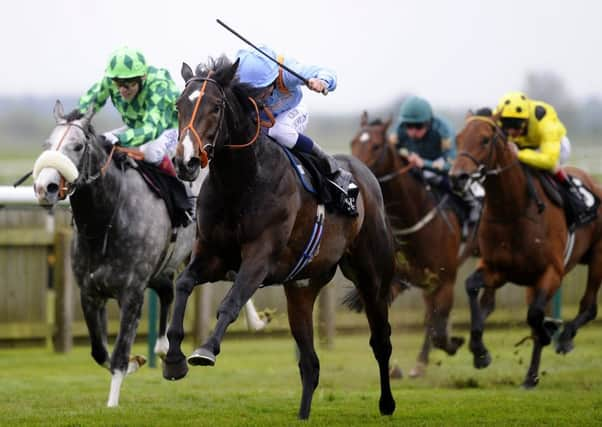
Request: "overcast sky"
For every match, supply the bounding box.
[3,0,601,113]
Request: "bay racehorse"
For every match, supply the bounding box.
[351,111,484,377]
[450,112,602,388]
[162,57,396,420]
[32,101,267,407]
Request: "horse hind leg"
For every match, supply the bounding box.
[556,261,601,354]
[340,260,395,416]
[284,284,321,420]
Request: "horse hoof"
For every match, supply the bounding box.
[473,351,491,369]
[555,339,574,355]
[522,376,539,389]
[408,362,426,378]
[188,348,216,366]
[162,356,189,380]
[379,395,396,416]
[389,363,403,379]
[450,336,465,353]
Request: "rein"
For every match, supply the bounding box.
[181,76,269,162]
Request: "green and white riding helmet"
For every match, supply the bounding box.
[105,47,147,79]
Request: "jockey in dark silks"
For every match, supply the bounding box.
[395,96,482,237]
[495,91,599,229]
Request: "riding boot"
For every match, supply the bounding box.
[310,142,353,189]
[554,169,598,228]
[157,155,196,226]
[310,142,358,216]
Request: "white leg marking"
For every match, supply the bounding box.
[244,300,267,331]
[154,335,169,359]
[107,369,125,407]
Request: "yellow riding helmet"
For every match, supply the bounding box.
[497,91,530,120]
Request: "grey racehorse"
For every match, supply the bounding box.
[32,100,269,407]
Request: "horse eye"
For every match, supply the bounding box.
[482,137,490,145]
[72,143,84,152]
[213,104,220,114]
[371,144,381,152]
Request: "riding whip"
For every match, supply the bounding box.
[13,170,32,187]
[216,19,328,95]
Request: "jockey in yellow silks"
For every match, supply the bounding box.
[495,91,598,228]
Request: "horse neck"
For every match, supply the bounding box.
[70,140,123,228]
[482,143,530,219]
[378,144,434,223]
[210,123,260,199]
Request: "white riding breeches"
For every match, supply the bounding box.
[110,127,179,165]
[267,102,309,149]
[559,136,571,166]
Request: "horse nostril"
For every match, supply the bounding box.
[46,183,59,194]
[187,157,200,170]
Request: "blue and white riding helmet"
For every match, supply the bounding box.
[236,46,279,88]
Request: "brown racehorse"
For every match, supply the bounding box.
[351,111,482,377]
[162,57,396,420]
[450,112,602,388]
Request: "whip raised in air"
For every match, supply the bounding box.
[216,18,328,95]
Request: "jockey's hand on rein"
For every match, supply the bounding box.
[102,132,120,145]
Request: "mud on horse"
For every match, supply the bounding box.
[162,57,396,420]
[351,111,486,378]
[450,113,602,388]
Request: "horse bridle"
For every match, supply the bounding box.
[456,116,519,182]
[358,126,412,183]
[180,76,266,167]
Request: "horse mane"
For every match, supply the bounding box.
[192,55,260,138]
[474,107,493,117]
[64,109,97,136]
[369,119,384,126]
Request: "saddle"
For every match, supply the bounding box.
[529,168,600,230]
[106,146,194,229]
[280,146,359,216]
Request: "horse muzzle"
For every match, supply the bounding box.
[174,156,201,182]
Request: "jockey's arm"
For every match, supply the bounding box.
[517,138,561,171]
[116,81,171,147]
[78,77,111,114]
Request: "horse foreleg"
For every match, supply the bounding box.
[523,335,544,389]
[557,260,602,354]
[107,287,145,407]
[430,282,464,356]
[465,269,491,369]
[80,292,109,369]
[284,285,320,420]
[188,258,267,367]
[163,262,203,380]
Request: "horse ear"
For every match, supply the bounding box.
[53,100,65,123]
[181,62,194,83]
[384,115,393,132]
[81,104,95,126]
[361,110,368,127]
[223,57,240,86]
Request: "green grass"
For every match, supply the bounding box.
[0,327,601,426]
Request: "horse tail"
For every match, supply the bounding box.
[342,288,364,312]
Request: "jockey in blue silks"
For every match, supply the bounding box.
[235,45,355,211]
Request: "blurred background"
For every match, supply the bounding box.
[1,0,601,348]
